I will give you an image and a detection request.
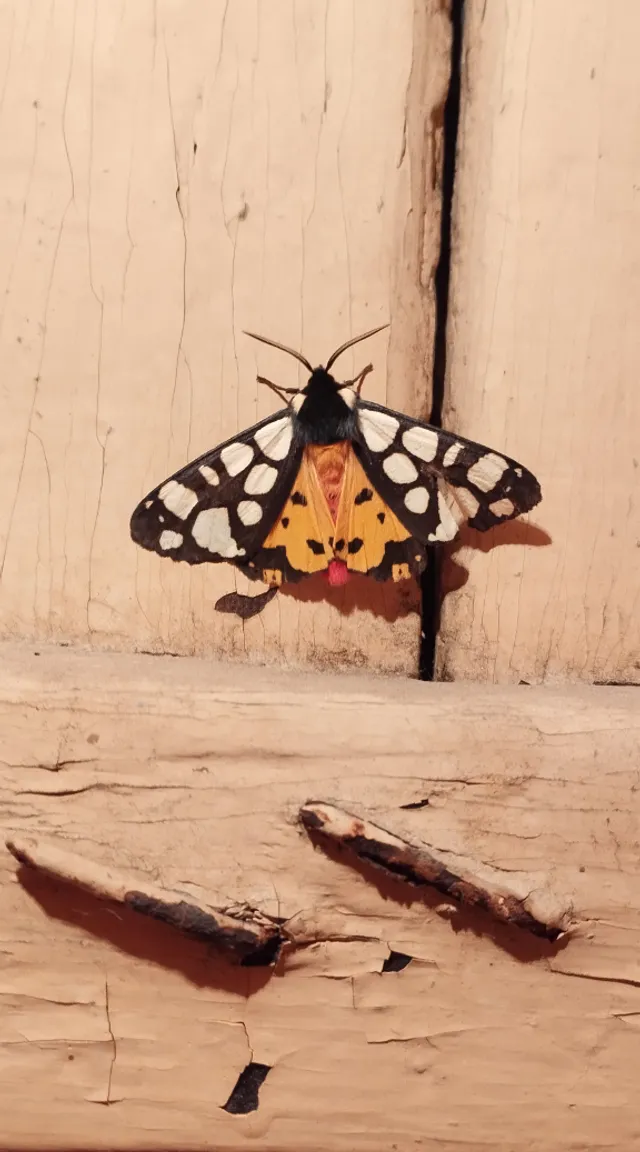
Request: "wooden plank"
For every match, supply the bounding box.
[438,0,640,684]
[0,0,451,676]
[1,642,640,1150]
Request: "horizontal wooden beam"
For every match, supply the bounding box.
[1,643,639,1149]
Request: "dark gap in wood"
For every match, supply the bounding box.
[223,1063,271,1114]
[420,0,465,681]
[240,934,284,967]
[382,950,414,973]
[593,680,640,687]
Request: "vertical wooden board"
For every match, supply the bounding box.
[0,0,452,675]
[438,0,640,684]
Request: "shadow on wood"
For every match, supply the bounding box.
[457,519,553,553]
[17,866,277,997]
[437,519,553,636]
[280,570,421,622]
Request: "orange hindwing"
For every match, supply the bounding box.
[252,442,422,584]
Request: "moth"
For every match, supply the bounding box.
[130,325,541,589]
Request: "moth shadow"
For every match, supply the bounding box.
[231,520,551,624]
[304,829,570,965]
[16,866,276,996]
[456,518,552,554]
[437,519,552,621]
[279,571,421,622]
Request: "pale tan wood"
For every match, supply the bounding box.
[0,0,452,676]
[439,0,640,684]
[1,642,640,1150]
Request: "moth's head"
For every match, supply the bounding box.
[242,324,389,409]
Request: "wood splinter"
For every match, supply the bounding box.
[299,802,573,942]
[6,836,284,966]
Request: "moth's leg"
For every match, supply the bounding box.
[256,375,300,406]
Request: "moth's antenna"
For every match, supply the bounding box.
[243,330,313,373]
[325,324,389,372]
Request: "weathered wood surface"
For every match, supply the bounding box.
[439,0,640,684]
[1,642,640,1150]
[0,0,452,676]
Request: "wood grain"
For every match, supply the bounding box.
[0,0,452,675]
[2,642,640,1150]
[438,0,640,684]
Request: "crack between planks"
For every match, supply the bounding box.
[420,0,464,681]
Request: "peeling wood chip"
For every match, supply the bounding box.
[124,892,282,965]
[6,836,284,966]
[214,587,278,619]
[299,802,573,942]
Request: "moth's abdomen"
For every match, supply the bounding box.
[306,442,350,519]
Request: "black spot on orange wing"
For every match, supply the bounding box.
[335,538,345,552]
[354,487,373,505]
[333,443,424,583]
[249,452,335,582]
[239,545,303,584]
[367,539,426,583]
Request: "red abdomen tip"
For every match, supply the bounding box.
[326,559,350,587]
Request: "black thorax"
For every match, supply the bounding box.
[294,367,357,445]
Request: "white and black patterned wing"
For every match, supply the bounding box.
[354,400,541,544]
[130,412,302,567]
